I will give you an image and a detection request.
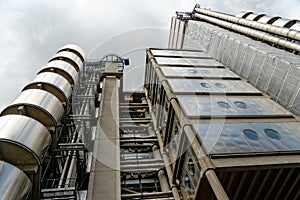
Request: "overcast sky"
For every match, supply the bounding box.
[1,0,300,111]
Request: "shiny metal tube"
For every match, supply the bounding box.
[0,161,32,200]
[1,89,64,128]
[193,12,300,52]
[194,8,300,42]
[39,60,79,86]
[23,72,72,104]
[57,44,85,62]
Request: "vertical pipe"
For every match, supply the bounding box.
[152,145,170,192]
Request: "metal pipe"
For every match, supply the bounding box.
[144,94,180,199]
[193,13,300,52]
[205,170,230,200]
[194,7,300,42]
[153,145,170,192]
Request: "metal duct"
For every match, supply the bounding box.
[193,12,300,52]
[194,8,300,42]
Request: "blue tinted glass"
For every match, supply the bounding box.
[217,101,231,109]
[243,129,259,140]
[264,129,281,140]
[215,83,226,88]
[234,101,247,109]
[200,82,210,88]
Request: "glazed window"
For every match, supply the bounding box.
[264,129,281,140]
[188,159,195,176]
[184,175,191,190]
[215,82,226,88]
[243,129,259,140]
[234,101,247,109]
[217,101,231,109]
[200,82,210,88]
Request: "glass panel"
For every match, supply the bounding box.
[243,129,259,140]
[234,101,247,109]
[264,129,281,140]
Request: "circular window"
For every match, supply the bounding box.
[188,159,195,176]
[243,129,259,140]
[234,101,247,109]
[188,69,197,74]
[217,101,231,109]
[200,82,210,88]
[184,175,191,190]
[215,83,226,88]
[264,129,281,140]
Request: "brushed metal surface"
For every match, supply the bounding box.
[39,60,79,85]
[0,115,51,165]
[57,44,85,62]
[1,89,64,127]
[0,161,32,200]
[49,51,83,72]
[23,72,72,103]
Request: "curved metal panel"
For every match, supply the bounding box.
[245,13,266,21]
[23,72,72,103]
[1,89,64,127]
[38,60,78,85]
[258,16,281,24]
[0,161,32,200]
[49,51,83,72]
[236,11,253,18]
[272,18,298,28]
[0,115,51,165]
[291,22,300,32]
[57,44,85,62]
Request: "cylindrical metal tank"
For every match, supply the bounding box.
[0,115,51,166]
[49,51,83,72]
[57,44,85,62]
[38,60,79,85]
[1,89,64,128]
[0,161,32,200]
[23,72,72,104]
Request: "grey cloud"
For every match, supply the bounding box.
[0,0,299,110]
